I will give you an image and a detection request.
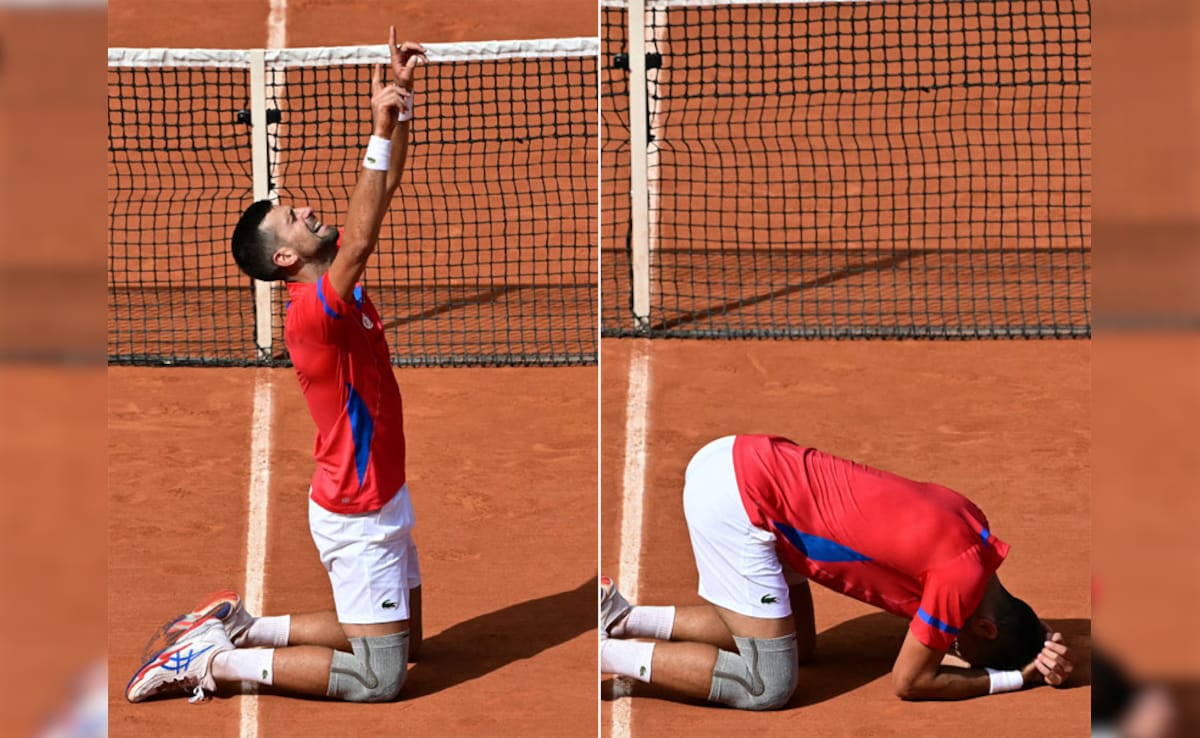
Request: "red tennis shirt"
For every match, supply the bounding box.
[732,435,1009,651]
[284,255,406,514]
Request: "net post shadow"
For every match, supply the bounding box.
[650,249,918,333]
[381,284,516,331]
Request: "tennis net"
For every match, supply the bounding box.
[109,38,598,367]
[603,0,1091,338]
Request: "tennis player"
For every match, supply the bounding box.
[601,435,1075,709]
[126,27,427,704]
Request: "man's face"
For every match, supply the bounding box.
[261,203,338,264]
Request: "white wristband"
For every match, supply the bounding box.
[363,135,392,171]
[397,90,416,122]
[985,668,1023,694]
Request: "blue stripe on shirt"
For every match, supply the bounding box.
[771,520,872,563]
[917,607,960,636]
[317,279,342,319]
[344,383,374,488]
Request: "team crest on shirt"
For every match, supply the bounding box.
[362,314,374,330]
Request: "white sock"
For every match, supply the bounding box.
[614,606,675,641]
[211,648,275,686]
[601,639,656,683]
[239,615,291,648]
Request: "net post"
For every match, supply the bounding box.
[249,49,274,361]
[646,5,664,331]
[628,0,652,332]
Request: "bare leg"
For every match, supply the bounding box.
[407,586,423,660]
[273,585,420,659]
[653,605,794,699]
[214,591,419,699]
[342,618,409,638]
[287,611,352,652]
[267,646,337,695]
[785,576,816,663]
[221,617,410,698]
[210,644,340,697]
[647,641,721,700]
[605,602,795,703]
[670,605,736,650]
[631,585,812,658]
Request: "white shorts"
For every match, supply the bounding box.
[683,436,792,620]
[308,484,422,624]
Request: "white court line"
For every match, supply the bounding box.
[611,341,651,738]
[240,371,273,738]
[243,6,285,736]
[267,0,287,50]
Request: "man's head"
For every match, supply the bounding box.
[953,577,1045,670]
[231,200,339,281]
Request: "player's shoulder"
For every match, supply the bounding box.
[285,279,345,343]
[285,280,322,320]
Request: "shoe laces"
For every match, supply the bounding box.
[188,684,211,704]
[151,675,207,704]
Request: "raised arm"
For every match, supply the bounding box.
[385,30,426,194]
[326,60,408,301]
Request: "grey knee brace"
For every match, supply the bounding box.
[327,632,410,703]
[708,634,798,711]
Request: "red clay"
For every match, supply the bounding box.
[108,369,255,738]
[110,366,597,737]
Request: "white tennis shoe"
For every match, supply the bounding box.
[126,617,232,704]
[600,575,632,639]
[144,589,254,661]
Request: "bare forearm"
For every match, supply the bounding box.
[385,120,411,193]
[327,156,388,298]
[344,161,390,256]
[894,665,992,701]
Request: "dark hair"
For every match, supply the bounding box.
[974,591,1044,670]
[231,200,284,281]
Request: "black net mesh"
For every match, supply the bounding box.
[108,46,598,367]
[602,0,1092,338]
[108,66,259,364]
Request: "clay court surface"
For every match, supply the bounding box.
[108,2,597,737]
[110,367,596,737]
[601,338,1091,737]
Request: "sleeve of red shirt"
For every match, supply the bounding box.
[316,272,354,318]
[910,545,997,651]
[289,273,352,345]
